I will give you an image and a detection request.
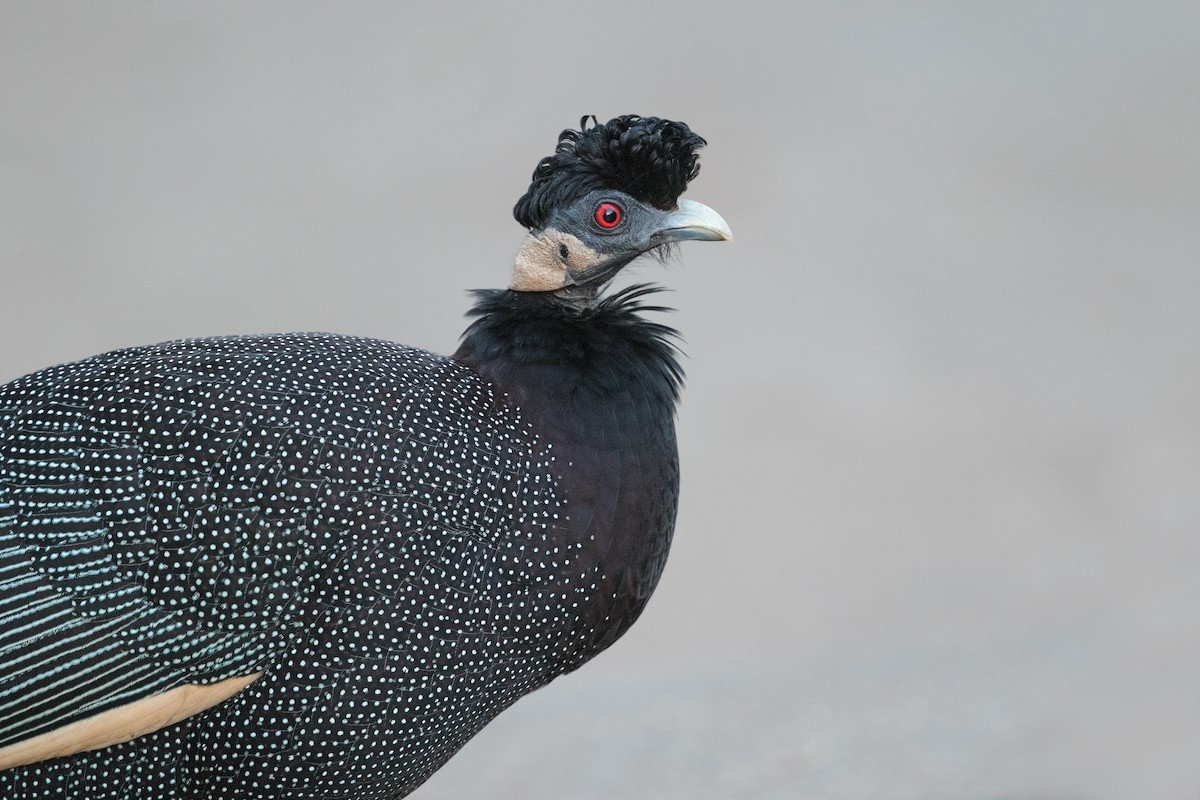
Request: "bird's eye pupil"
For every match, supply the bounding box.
[594,202,622,229]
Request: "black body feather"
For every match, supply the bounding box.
[0,114,711,798]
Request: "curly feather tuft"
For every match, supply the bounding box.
[513,115,706,231]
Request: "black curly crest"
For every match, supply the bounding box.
[514,115,706,230]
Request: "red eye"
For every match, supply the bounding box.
[594,202,622,229]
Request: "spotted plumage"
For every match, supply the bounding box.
[0,115,730,798]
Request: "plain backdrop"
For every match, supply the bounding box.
[2,3,1199,798]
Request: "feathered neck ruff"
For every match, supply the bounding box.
[453,284,684,411]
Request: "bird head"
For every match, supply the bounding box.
[509,115,732,299]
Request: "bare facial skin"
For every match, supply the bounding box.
[509,229,605,292]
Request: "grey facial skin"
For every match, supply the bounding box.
[538,190,732,287]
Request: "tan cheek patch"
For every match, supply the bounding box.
[0,671,261,771]
[509,231,604,292]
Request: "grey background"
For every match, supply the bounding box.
[2,3,1198,798]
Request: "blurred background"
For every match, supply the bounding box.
[2,3,1198,798]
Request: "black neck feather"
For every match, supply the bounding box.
[452,284,685,659]
[452,284,684,420]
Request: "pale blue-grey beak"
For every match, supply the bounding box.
[654,199,734,243]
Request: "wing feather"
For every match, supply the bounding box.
[0,333,456,747]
